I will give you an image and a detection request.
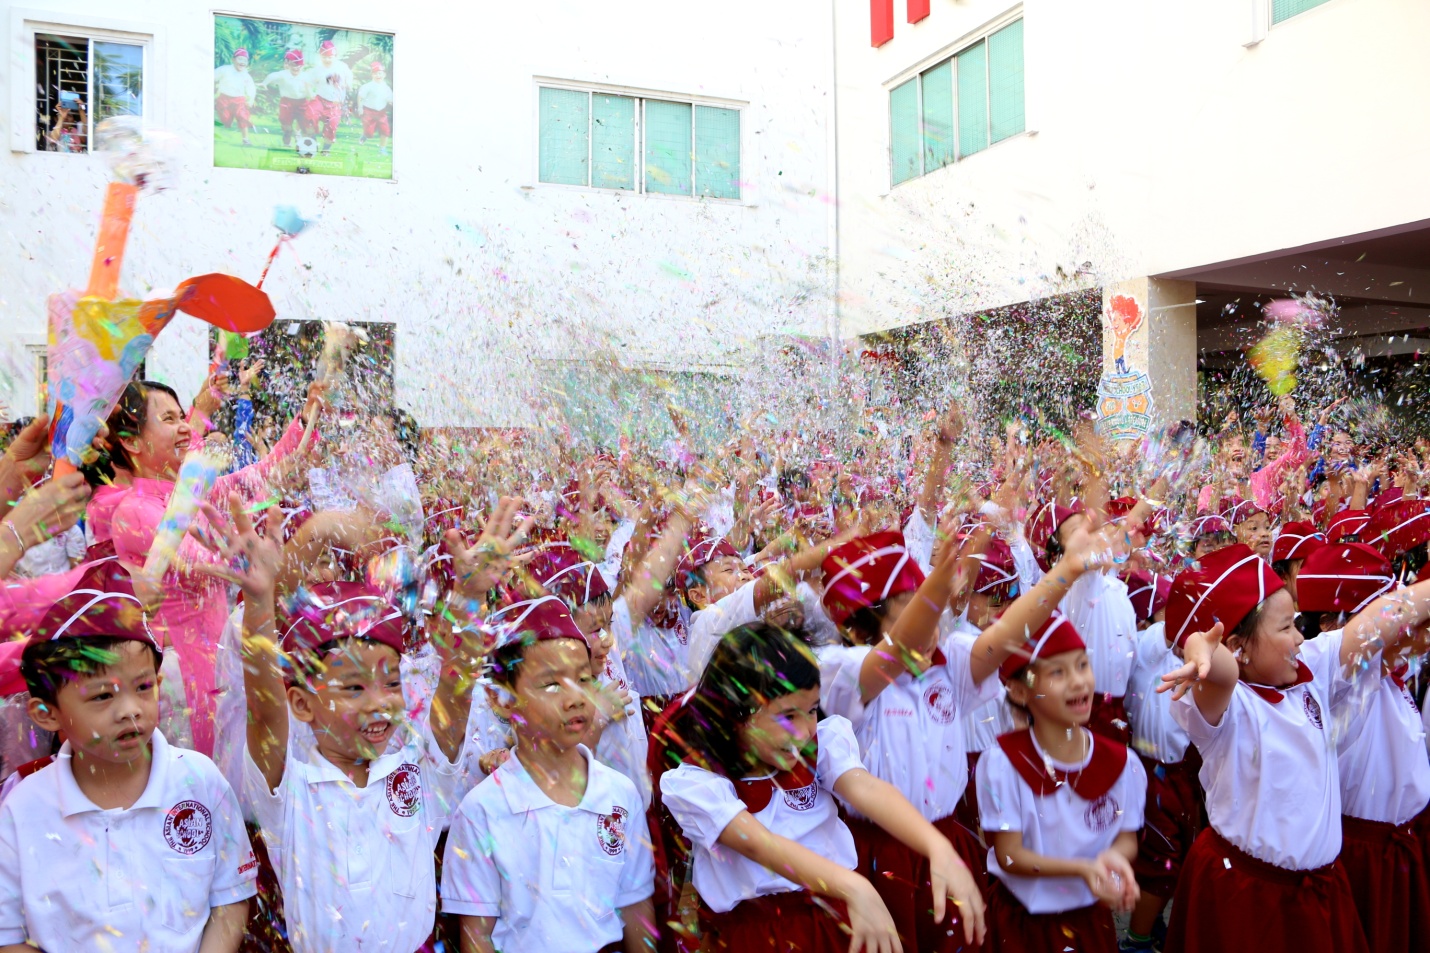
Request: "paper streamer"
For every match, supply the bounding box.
[142,447,229,581]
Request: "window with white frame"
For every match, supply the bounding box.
[34,32,145,153]
[537,85,742,199]
[1272,0,1333,23]
[889,18,1023,187]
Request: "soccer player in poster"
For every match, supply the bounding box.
[305,39,353,156]
[258,50,315,148]
[357,62,393,156]
[214,48,257,146]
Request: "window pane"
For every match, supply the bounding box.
[592,94,636,190]
[920,61,954,173]
[35,34,89,152]
[538,87,589,186]
[694,105,740,199]
[645,100,692,195]
[956,41,989,158]
[889,78,920,185]
[93,41,143,124]
[1273,0,1331,23]
[988,20,1024,144]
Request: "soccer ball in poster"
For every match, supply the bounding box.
[296,136,319,158]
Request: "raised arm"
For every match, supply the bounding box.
[1157,622,1236,725]
[917,403,963,523]
[1341,576,1430,673]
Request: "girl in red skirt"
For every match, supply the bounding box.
[1298,541,1430,953]
[1159,542,1430,953]
[660,622,986,953]
[977,614,1146,953]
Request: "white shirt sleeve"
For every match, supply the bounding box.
[240,744,288,843]
[661,764,747,852]
[683,581,760,687]
[208,774,259,907]
[943,631,1003,710]
[815,645,870,727]
[63,525,86,562]
[439,795,503,917]
[1007,527,1043,592]
[814,716,865,787]
[0,804,23,943]
[903,508,935,575]
[615,800,656,908]
[1118,754,1148,833]
[976,745,1024,834]
[1171,684,1237,747]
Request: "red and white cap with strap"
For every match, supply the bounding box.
[996,612,1086,683]
[1270,520,1325,563]
[1296,542,1396,615]
[1363,498,1430,560]
[1165,544,1284,649]
[820,530,926,626]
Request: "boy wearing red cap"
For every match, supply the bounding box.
[357,61,393,155]
[305,40,352,155]
[441,595,655,953]
[214,48,256,146]
[1298,543,1430,953]
[0,561,255,952]
[258,50,315,147]
[1269,519,1325,605]
[1159,543,1430,953]
[977,612,1147,952]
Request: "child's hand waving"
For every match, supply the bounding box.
[1159,622,1225,700]
[446,495,533,602]
[190,493,283,598]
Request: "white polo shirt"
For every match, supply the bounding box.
[816,629,998,821]
[682,580,759,688]
[307,61,353,102]
[0,731,256,952]
[214,64,256,99]
[442,745,653,953]
[242,726,462,953]
[1062,570,1138,698]
[1172,630,1366,870]
[977,729,1146,914]
[596,618,651,811]
[262,70,313,99]
[660,716,864,914]
[1335,671,1430,826]
[1125,622,1191,764]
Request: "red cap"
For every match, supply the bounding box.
[997,613,1086,683]
[1188,514,1232,539]
[1327,509,1372,543]
[281,581,406,655]
[972,537,1017,602]
[1028,501,1082,568]
[33,560,156,647]
[233,48,249,60]
[320,40,337,53]
[284,50,304,64]
[1166,544,1284,648]
[676,535,739,589]
[1363,499,1430,560]
[1297,543,1395,614]
[1123,570,1171,623]
[488,595,588,649]
[1221,497,1263,526]
[820,531,926,626]
[529,542,610,606]
[1371,487,1405,511]
[1271,520,1325,563]
[1106,497,1137,519]
[370,61,385,73]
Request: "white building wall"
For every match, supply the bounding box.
[833,0,1430,335]
[1,0,836,425]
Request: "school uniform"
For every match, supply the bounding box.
[214,64,256,131]
[817,627,998,951]
[261,70,314,141]
[977,728,1146,953]
[441,745,653,953]
[1334,664,1430,953]
[0,731,257,952]
[598,603,652,811]
[1164,631,1370,953]
[1061,570,1137,744]
[304,61,353,143]
[242,725,462,953]
[357,80,393,138]
[1124,621,1201,899]
[661,716,865,951]
[682,579,759,688]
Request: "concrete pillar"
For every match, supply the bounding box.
[1094,277,1198,439]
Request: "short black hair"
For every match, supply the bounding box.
[22,637,163,705]
[284,636,402,689]
[843,602,890,647]
[485,634,591,692]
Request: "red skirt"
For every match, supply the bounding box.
[847,812,988,953]
[1087,694,1129,746]
[987,880,1116,953]
[1339,813,1430,953]
[1131,755,1203,899]
[1164,827,1368,953]
[699,890,851,952]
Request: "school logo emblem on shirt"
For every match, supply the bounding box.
[782,783,819,812]
[1303,692,1324,730]
[1403,687,1420,715]
[597,805,629,856]
[674,620,689,647]
[922,683,958,725]
[163,800,213,855]
[386,763,422,817]
[1083,794,1119,832]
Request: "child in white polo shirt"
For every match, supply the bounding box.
[441,595,656,953]
[192,494,525,953]
[0,561,255,953]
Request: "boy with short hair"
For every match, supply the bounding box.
[304,39,352,155]
[214,48,256,145]
[357,61,393,155]
[441,595,656,953]
[258,50,313,147]
[0,561,255,952]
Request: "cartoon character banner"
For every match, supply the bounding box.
[213,15,393,179]
[1095,281,1154,440]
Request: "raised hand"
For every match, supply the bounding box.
[3,471,90,547]
[188,492,283,598]
[446,495,534,602]
[1159,622,1225,700]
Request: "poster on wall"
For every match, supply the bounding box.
[213,15,392,179]
[1094,288,1155,440]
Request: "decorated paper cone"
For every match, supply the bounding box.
[142,447,228,580]
[86,181,139,299]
